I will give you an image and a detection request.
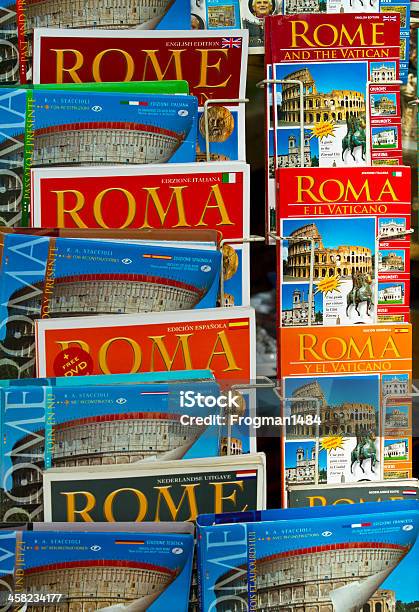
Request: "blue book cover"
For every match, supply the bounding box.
[0,529,194,610]
[0,369,215,388]
[0,233,221,380]
[0,88,198,226]
[0,380,252,521]
[197,500,419,611]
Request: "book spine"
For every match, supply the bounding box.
[22,89,34,226]
[16,0,27,84]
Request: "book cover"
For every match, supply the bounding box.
[32,29,249,162]
[1,379,253,521]
[279,324,412,502]
[288,478,419,507]
[197,501,419,612]
[0,233,221,379]
[30,162,251,307]
[0,88,198,227]
[35,306,256,381]
[42,453,266,522]
[264,12,402,238]
[281,0,410,81]
[276,166,411,326]
[0,529,194,611]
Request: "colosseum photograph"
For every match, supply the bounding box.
[281,217,376,282]
[274,62,367,126]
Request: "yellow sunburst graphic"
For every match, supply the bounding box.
[321,436,346,452]
[315,274,342,295]
[310,120,336,141]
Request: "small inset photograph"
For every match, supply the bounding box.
[371,126,398,150]
[381,4,407,27]
[285,441,327,485]
[384,438,409,462]
[378,249,405,272]
[370,93,397,116]
[281,283,323,327]
[382,373,409,399]
[378,217,406,239]
[378,282,405,305]
[369,62,397,83]
[385,406,410,430]
[268,128,319,178]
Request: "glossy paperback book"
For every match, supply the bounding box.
[43,453,266,522]
[276,166,411,325]
[30,162,251,307]
[32,29,249,162]
[0,88,198,226]
[197,501,419,611]
[1,379,253,521]
[287,478,419,507]
[264,12,402,237]
[279,323,412,501]
[0,529,194,610]
[35,306,256,381]
[0,233,221,379]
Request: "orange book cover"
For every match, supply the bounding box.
[35,307,255,382]
[279,323,412,504]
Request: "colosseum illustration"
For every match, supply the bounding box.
[214,542,407,612]
[287,381,377,438]
[284,223,373,281]
[279,68,365,125]
[8,411,205,513]
[31,122,186,166]
[23,559,179,611]
[0,272,206,379]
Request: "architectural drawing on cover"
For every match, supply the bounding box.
[284,223,373,281]
[378,284,404,303]
[382,375,409,397]
[8,413,205,509]
[379,218,406,238]
[23,559,179,609]
[370,63,397,83]
[29,123,185,166]
[287,381,376,438]
[24,0,174,31]
[384,440,408,460]
[279,68,365,125]
[214,543,405,612]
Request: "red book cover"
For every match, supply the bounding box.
[264,12,402,238]
[276,166,411,329]
[35,307,256,382]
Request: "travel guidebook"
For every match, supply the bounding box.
[0,530,194,611]
[197,501,419,611]
[0,233,221,380]
[31,29,249,162]
[0,88,198,227]
[30,162,251,307]
[279,323,412,501]
[193,0,410,65]
[264,12,402,237]
[35,306,256,380]
[287,478,419,507]
[0,379,254,521]
[276,166,411,326]
[42,453,266,522]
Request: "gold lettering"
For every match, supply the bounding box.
[53,190,87,228]
[149,334,193,370]
[196,49,231,88]
[210,481,244,513]
[197,184,233,226]
[141,187,190,228]
[52,49,83,83]
[142,50,184,81]
[103,488,148,522]
[381,335,401,359]
[94,188,136,229]
[207,331,241,372]
[98,337,142,374]
[153,484,199,521]
[62,491,95,521]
